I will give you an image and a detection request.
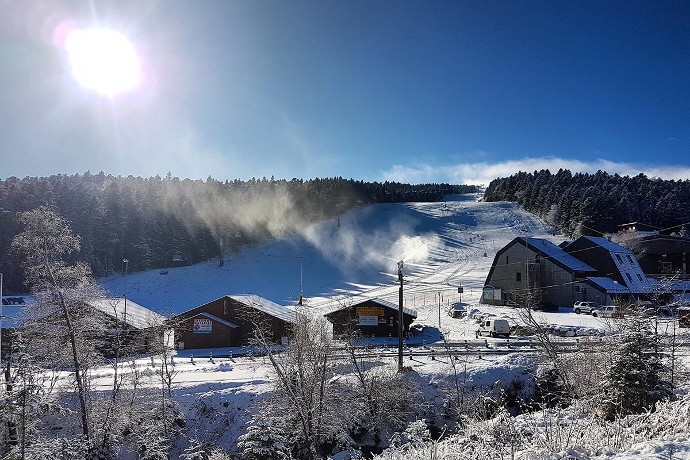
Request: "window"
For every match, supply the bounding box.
[626,273,633,283]
[615,254,624,263]
[223,299,228,315]
[637,273,643,282]
[516,272,522,282]
[506,256,509,265]
[626,254,634,264]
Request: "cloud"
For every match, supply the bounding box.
[382,157,690,185]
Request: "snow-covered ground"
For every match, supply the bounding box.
[101,192,625,341]
[67,195,690,457]
[102,193,549,313]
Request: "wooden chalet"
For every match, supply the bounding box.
[173,294,297,349]
[324,297,417,338]
[85,298,172,356]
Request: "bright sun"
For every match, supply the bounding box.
[65,28,141,97]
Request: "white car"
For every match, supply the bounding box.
[573,301,597,314]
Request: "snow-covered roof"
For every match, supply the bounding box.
[227,294,298,324]
[662,280,690,293]
[326,297,417,318]
[585,277,632,294]
[521,238,596,273]
[369,297,418,318]
[197,312,239,328]
[581,236,653,293]
[87,298,167,330]
[0,305,26,329]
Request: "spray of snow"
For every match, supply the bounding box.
[389,235,434,265]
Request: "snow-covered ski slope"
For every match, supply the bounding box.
[101,193,556,316]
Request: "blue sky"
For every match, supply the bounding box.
[1,0,688,185]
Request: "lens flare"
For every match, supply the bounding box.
[65,28,141,97]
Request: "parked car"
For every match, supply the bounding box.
[591,305,621,318]
[476,318,511,338]
[573,301,597,314]
[447,303,467,318]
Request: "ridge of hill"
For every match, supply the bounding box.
[484,169,690,237]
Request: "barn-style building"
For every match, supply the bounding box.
[482,237,598,308]
[324,298,417,338]
[173,294,297,349]
[482,236,655,309]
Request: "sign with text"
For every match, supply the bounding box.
[358,316,379,326]
[356,307,385,317]
[193,318,213,334]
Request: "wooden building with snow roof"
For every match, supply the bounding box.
[11,298,171,357]
[324,297,417,338]
[483,236,656,309]
[173,294,297,349]
[482,237,598,309]
[86,298,172,355]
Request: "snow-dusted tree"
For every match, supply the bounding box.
[250,312,350,459]
[544,204,559,227]
[0,330,64,457]
[514,295,573,399]
[11,206,105,444]
[609,230,643,257]
[345,339,421,447]
[600,318,673,419]
[237,418,290,460]
[388,419,431,449]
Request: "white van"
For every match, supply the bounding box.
[476,318,511,338]
[591,305,621,318]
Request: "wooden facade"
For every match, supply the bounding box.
[484,236,655,309]
[483,237,597,309]
[636,235,690,277]
[173,295,296,349]
[325,298,417,338]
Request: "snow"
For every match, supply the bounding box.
[522,237,597,272]
[87,297,166,329]
[575,236,653,293]
[20,193,690,458]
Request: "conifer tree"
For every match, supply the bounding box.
[601,319,673,419]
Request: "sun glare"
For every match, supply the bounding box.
[65,28,141,97]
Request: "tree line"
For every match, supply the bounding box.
[483,169,690,237]
[0,172,475,291]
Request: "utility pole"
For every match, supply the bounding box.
[397,261,404,372]
[298,256,304,306]
[123,259,129,324]
[0,273,3,362]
